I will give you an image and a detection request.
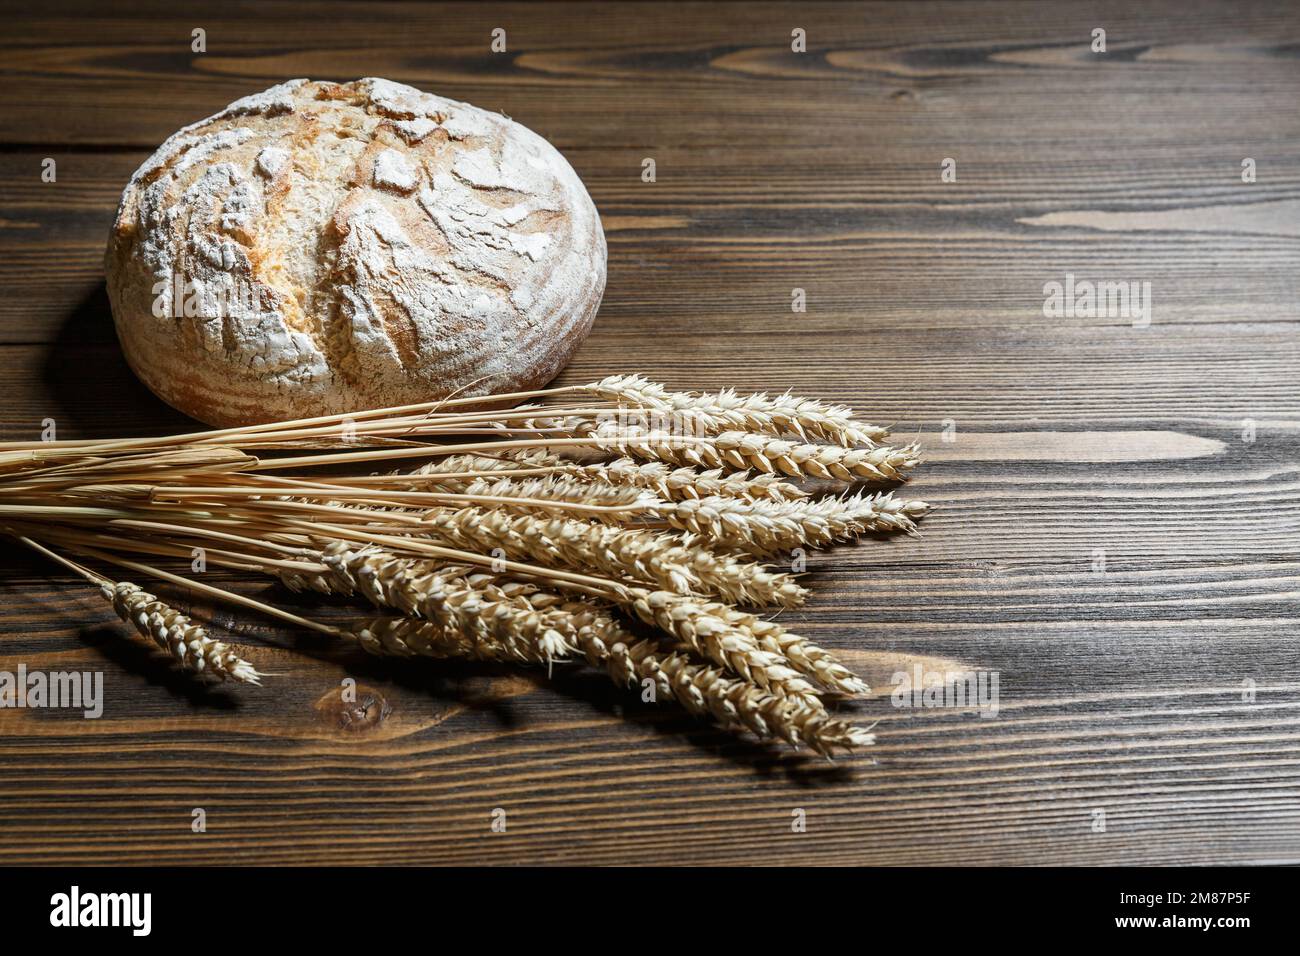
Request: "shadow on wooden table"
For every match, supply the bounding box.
[543,665,861,786]
[79,624,245,711]
[41,282,199,439]
[276,620,858,785]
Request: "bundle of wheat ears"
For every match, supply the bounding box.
[0,375,929,756]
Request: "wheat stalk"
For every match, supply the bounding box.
[1,372,931,758]
[14,535,264,684]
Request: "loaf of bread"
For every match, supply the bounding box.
[106,78,605,427]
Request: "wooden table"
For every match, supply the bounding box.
[1,0,1297,866]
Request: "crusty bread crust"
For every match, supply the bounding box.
[106,78,606,426]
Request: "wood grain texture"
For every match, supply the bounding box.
[1,0,1298,865]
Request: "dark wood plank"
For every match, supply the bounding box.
[0,0,1298,866]
[6,149,1300,341]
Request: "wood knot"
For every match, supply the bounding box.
[314,684,392,733]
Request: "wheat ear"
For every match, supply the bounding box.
[313,544,575,665]
[658,492,931,554]
[602,424,920,481]
[454,474,657,515]
[647,651,875,755]
[571,605,873,754]
[410,450,563,483]
[349,613,572,666]
[411,455,807,506]
[102,582,263,684]
[568,458,808,503]
[622,588,869,697]
[587,375,889,447]
[708,601,870,697]
[616,588,825,700]
[422,507,807,608]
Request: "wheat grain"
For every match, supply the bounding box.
[102,582,262,684]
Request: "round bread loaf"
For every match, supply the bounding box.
[106,78,605,427]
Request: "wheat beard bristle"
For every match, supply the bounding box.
[102,582,262,684]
